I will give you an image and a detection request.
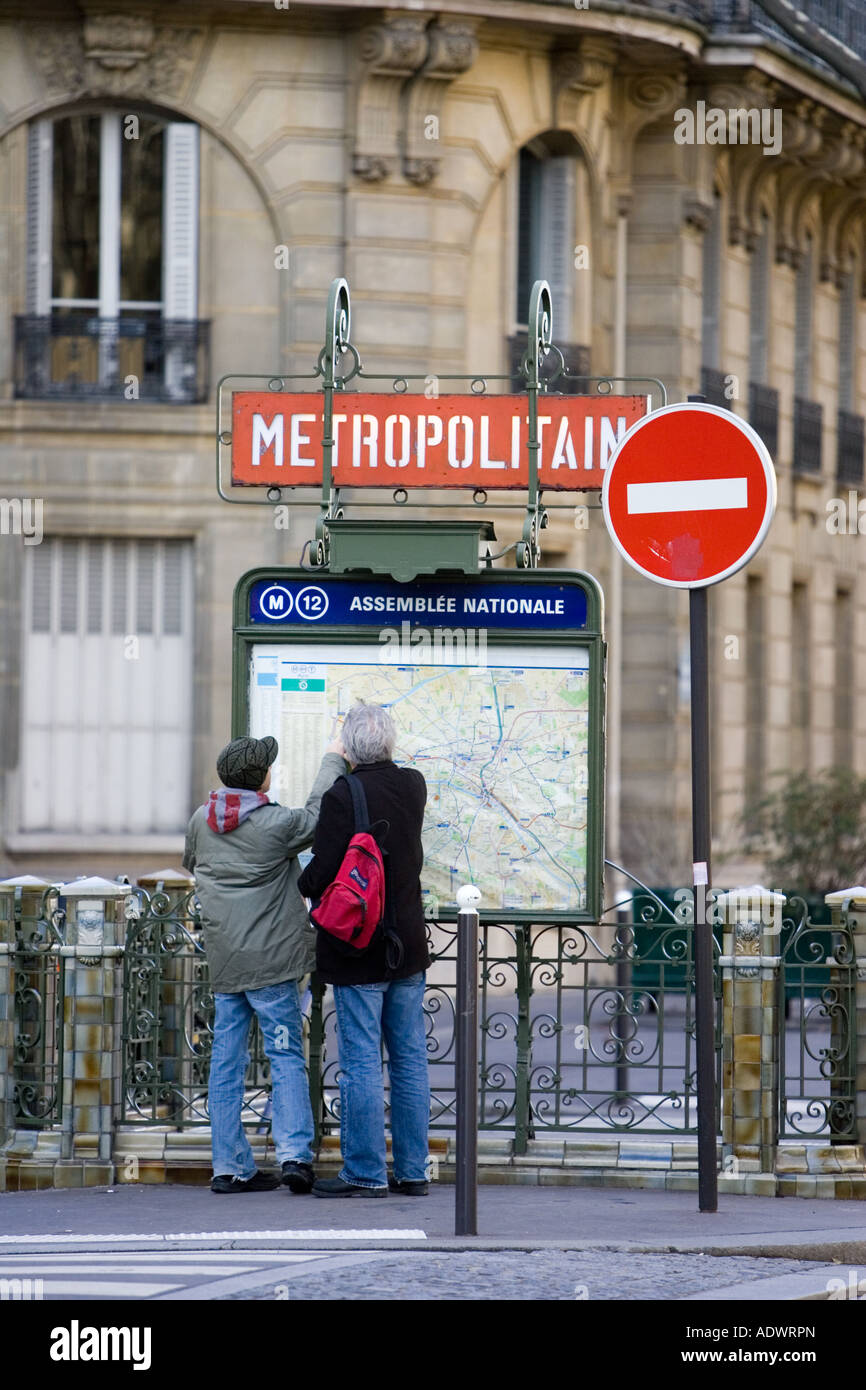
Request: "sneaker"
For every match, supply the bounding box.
[312,1176,388,1199]
[210,1171,280,1194]
[281,1161,315,1194]
[388,1176,429,1196]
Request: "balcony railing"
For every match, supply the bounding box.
[699,365,732,409]
[508,331,591,394]
[793,397,823,476]
[749,381,779,460]
[837,408,865,485]
[13,314,210,404]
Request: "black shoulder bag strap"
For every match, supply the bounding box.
[344,774,404,974]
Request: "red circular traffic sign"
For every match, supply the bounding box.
[602,403,777,588]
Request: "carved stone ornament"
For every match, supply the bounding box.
[403,21,479,186]
[27,15,203,102]
[352,14,429,182]
[683,195,712,232]
[352,13,478,185]
[554,37,617,97]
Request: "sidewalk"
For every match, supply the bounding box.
[3,1179,866,1259]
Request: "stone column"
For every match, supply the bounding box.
[717,885,786,1175]
[824,886,866,1147]
[57,877,131,1184]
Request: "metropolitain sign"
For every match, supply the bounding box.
[231,393,649,491]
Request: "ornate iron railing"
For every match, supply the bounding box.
[793,396,823,475]
[121,884,270,1126]
[7,888,65,1128]
[700,366,732,410]
[778,896,856,1141]
[119,887,723,1143]
[13,314,210,404]
[749,381,779,460]
[837,408,865,485]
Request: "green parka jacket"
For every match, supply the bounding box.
[182,751,345,992]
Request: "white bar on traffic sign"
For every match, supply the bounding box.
[626,477,748,515]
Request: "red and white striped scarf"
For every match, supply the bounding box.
[206,788,270,834]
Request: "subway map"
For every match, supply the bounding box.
[249,643,590,915]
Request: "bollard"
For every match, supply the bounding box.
[455,884,481,1237]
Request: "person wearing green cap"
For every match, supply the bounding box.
[183,732,345,1194]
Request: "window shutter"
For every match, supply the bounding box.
[26,120,53,315]
[162,123,199,321]
[749,217,771,385]
[795,239,813,398]
[538,156,576,343]
[702,194,721,369]
[839,269,855,412]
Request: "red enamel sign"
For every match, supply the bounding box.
[230,392,649,491]
[601,403,777,588]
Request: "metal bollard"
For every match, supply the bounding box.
[455,884,481,1236]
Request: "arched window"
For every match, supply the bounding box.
[511,135,590,389]
[17,110,204,403]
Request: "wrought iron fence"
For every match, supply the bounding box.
[4,887,65,1128]
[778,896,856,1141]
[793,396,823,475]
[749,381,779,460]
[117,887,724,1143]
[837,408,865,485]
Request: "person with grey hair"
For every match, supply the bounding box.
[298,701,431,1198]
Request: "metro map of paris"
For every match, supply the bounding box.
[249,643,590,915]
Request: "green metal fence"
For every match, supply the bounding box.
[4,886,64,1129]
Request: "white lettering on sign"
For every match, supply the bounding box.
[252,414,283,467]
[384,414,411,468]
[290,414,316,467]
[627,477,748,515]
[447,415,473,469]
[246,410,636,476]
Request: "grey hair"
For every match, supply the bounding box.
[342,702,397,765]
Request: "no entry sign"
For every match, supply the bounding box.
[602,403,776,587]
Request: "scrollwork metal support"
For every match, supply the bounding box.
[518,280,552,569]
[315,278,352,567]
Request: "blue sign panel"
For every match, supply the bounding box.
[248,577,588,629]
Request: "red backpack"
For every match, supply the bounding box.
[309,775,388,953]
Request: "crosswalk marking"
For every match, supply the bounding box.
[0,1248,338,1300]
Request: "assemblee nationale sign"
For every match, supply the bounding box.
[231,392,649,491]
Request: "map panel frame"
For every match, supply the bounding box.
[232,568,605,923]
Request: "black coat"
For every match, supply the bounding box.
[297,760,430,985]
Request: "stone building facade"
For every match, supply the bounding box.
[0,0,864,889]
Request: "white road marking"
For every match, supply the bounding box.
[0,1229,426,1245]
[626,477,748,514]
[0,1251,325,1265]
[33,1280,184,1297]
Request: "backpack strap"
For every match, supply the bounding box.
[344,773,370,833]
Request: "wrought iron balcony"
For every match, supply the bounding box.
[749,381,779,460]
[699,365,732,409]
[13,314,210,404]
[793,396,823,476]
[508,331,591,394]
[837,408,865,485]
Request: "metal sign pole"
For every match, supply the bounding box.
[689,583,718,1213]
[455,894,479,1236]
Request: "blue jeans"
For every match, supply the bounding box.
[208,980,314,1178]
[333,971,430,1188]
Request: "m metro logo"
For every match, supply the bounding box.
[602,402,776,588]
[230,392,649,491]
